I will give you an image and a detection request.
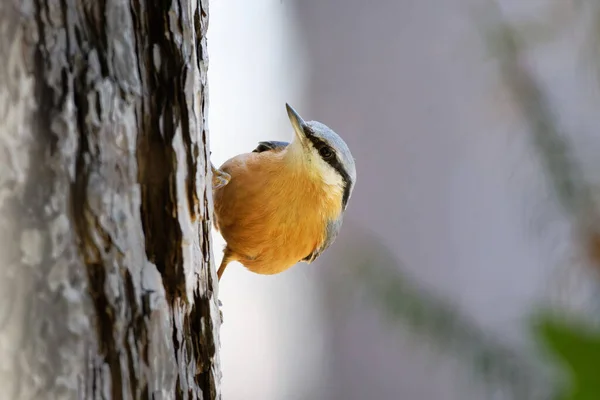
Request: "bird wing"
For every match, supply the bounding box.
[302,216,343,263]
[252,141,290,153]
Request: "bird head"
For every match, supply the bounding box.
[285,103,356,210]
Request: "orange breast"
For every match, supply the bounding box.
[213,150,342,275]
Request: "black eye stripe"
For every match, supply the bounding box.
[304,131,352,209]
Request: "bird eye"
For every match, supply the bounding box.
[319,146,333,159]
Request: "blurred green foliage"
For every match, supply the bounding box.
[535,315,600,400]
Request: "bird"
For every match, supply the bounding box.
[211,103,356,280]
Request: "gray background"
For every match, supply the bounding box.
[209,0,600,399]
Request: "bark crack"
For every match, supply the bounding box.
[71,82,123,399]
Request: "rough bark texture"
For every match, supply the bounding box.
[0,0,221,398]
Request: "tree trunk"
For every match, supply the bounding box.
[0,0,222,398]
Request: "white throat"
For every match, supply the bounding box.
[286,139,344,191]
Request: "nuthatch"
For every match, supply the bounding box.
[212,104,356,280]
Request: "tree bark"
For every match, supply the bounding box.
[0,0,221,398]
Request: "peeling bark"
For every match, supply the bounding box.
[0,0,221,398]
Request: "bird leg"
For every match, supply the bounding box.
[211,162,231,281]
[217,247,233,280]
[217,256,229,280]
[211,163,231,189]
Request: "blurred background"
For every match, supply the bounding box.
[208,0,600,399]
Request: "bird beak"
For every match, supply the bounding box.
[286,103,307,145]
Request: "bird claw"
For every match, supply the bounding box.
[218,299,224,324]
[211,163,231,189]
